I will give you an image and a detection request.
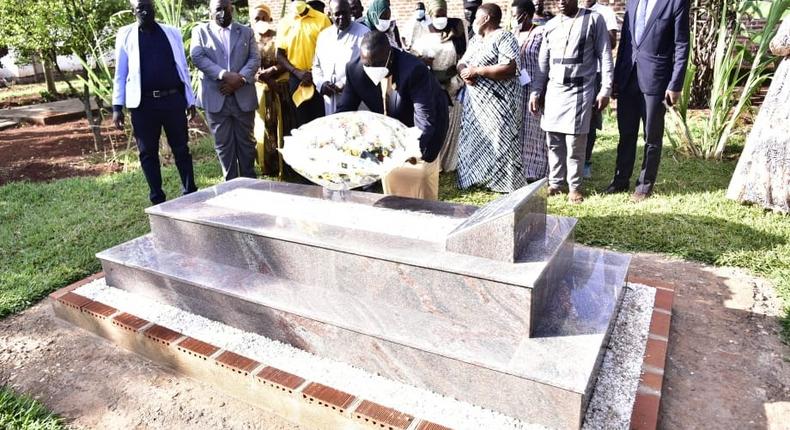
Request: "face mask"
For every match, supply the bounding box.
[472,22,482,35]
[432,17,448,30]
[253,20,271,35]
[416,10,425,19]
[375,18,391,32]
[363,50,391,85]
[510,17,521,31]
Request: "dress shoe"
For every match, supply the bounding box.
[603,183,628,194]
[568,189,584,204]
[631,191,651,203]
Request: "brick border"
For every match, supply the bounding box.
[48,275,455,430]
[49,273,675,430]
[627,276,676,430]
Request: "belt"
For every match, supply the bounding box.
[144,88,181,98]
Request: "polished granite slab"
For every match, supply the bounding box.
[98,239,629,429]
[446,179,547,262]
[145,178,558,289]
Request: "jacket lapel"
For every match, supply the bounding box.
[208,23,228,58]
[228,22,241,59]
[638,0,671,47]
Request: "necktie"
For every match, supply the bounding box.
[635,0,648,44]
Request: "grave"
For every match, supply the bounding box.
[84,177,631,429]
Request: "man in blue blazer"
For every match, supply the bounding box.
[112,0,198,205]
[337,31,448,199]
[606,0,689,201]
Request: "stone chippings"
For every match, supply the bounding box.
[76,278,655,430]
[582,283,656,430]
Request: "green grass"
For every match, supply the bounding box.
[0,78,82,104]
[0,386,64,430]
[0,112,787,339]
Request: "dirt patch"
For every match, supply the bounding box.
[628,253,790,430]
[0,119,127,185]
[0,255,787,429]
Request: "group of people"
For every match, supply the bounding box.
[113,0,690,206]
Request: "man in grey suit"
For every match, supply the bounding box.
[191,0,260,180]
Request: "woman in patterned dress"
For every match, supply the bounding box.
[513,0,548,181]
[726,17,790,213]
[410,0,467,172]
[456,3,526,193]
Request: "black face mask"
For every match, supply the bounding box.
[135,3,155,27]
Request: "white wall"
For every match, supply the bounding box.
[0,51,83,80]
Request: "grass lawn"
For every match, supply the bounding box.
[0,78,82,105]
[0,386,64,429]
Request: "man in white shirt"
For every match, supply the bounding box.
[313,0,370,115]
[582,0,620,179]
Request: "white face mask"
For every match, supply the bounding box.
[432,17,448,30]
[416,10,425,19]
[253,20,271,35]
[510,18,520,31]
[375,18,391,32]
[362,50,391,85]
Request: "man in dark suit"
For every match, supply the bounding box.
[606,0,689,201]
[337,30,448,199]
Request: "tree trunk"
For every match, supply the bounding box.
[41,53,58,95]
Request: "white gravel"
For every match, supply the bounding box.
[582,283,656,430]
[76,279,655,430]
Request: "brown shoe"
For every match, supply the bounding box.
[548,187,564,196]
[631,191,651,203]
[568,189,584,204]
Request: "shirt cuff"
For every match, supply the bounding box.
[219,70,226,80]
[112,105,123,113]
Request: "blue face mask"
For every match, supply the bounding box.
[416,9,426,20]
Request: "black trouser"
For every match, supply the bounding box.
[130,106,197,204]
[612,69,666,194]
[288,75,325,127]
[585,72,603,165]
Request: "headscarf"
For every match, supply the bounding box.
[363,0,390,29]
[254,3,272,18]
[427,0,447,17]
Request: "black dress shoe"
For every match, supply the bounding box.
[603,184,628,194]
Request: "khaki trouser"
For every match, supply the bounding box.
[382,158,441,200]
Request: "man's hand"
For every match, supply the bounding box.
[221,71,245,95]
[528,94,543,116]
[320,82,341,97]
[595,95,610,111]
[665,90,681,107]
[293,69,313,86]
[187,105,197,121]
[113,110,125,130]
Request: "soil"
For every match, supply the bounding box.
[0,254,787,429]
[0,119,127,186]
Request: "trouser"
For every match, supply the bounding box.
[289,76,325,127]
[382,158,441,200]
[206,96,257,181]
[547,132,587,191]
[585,72,604,164]
[130,107,197,204]
[613,69,667,194]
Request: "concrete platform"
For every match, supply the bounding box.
[0,98,98,125]
[0,118,18,131]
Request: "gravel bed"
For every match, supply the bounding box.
[76,279,655,430]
